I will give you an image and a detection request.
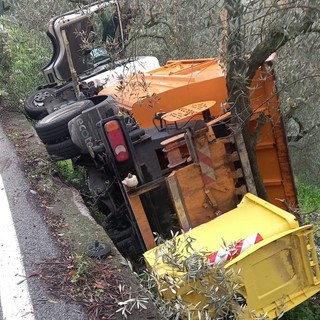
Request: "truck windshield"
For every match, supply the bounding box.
[44,2,126,82]
[75,2,124,65]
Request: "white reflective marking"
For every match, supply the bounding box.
[115,145,126,155]
[0,174,35,319]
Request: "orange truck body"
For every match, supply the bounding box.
[100,58,297,213]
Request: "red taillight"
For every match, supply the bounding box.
[104,120,129,162]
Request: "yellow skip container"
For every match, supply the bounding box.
[144,193,320,318]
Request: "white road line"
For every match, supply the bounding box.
[0,174,35,320]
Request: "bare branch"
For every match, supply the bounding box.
[247,7,316,80]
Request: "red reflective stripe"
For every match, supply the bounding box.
[208,233,263,264]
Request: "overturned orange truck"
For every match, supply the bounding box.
[31,55,320,317]
[24,3,319,316]
[100,57,297,220]
[96,58,320,318]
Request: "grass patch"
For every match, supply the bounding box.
[6,132,19,141]
[296,180,320,213]
[296,179,320,249]
[87,204,107,225]
[54,160,107,223]
[54,160,87,190]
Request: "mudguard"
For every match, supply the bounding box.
[68,95,118,154]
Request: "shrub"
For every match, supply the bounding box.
[0,22,11,105]
[0,20,51,111]
[141,233,266,320]
[282,296,320,320]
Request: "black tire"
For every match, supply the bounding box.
[24,88,57,120]
[35,100,94,144]
[45,139,81,161]
[47,98,77,114]
[85,95,119,115]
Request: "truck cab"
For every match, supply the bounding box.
[42,2,114,84]
[24,1,159,120]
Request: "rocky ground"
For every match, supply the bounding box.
[0,106,162,320]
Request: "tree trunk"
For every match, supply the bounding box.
[226,59,268,200]
[240,120,269,200]
[224,0,268,199]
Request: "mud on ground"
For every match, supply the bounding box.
[0,107,162,320]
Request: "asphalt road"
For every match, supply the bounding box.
[0,122,88,319]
